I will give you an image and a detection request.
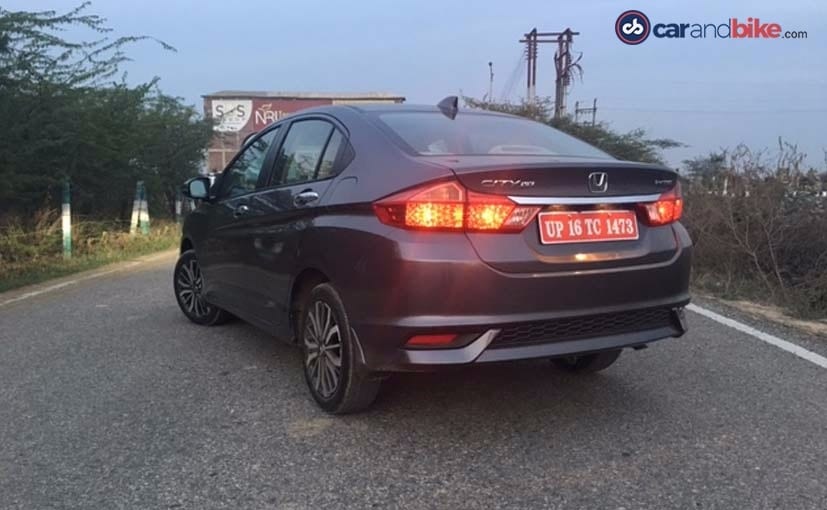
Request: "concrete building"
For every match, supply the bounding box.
[203,91,405,172]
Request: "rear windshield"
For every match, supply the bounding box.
[377,111,612,158]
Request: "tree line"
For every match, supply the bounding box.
[0,3,212,222]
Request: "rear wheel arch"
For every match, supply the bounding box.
[300,282,381,413]
[289,268,329,342]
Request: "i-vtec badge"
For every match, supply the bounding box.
[480,179,536,188]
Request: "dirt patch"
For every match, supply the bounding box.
[286,417,334,439]
[698,293,827,338]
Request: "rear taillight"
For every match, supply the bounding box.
[374,181,540,232]
[639,182,683,226]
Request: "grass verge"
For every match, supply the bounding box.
[0,221,180,293]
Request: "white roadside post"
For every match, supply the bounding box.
[130,181,141,235]
[61,180,71,259]
[139,181,150,235]
[175,189,183,224]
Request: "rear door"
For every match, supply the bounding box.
[435,157,681,274]
[239,117,348,336]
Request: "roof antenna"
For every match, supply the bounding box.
[437,95,459,120]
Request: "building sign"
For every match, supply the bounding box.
[252,102,285,130]
[250,99,330,130]
[210,98,332,132]
[211,99,253,132]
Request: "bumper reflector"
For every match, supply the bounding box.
[405,334,459,347]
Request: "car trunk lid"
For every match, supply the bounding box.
[428,156,682,274]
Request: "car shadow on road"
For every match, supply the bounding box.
[378,360,656,413]
[204,318,670,435]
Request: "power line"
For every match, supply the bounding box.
[500,50,526,102]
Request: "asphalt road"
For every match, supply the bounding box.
[1,252,826,510]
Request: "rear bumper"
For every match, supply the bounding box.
[320,218,692,372]
[399,306,687,369]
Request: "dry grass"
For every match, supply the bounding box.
[0,210,180,293]
[683,146,827,319]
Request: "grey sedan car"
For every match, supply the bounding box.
[175,98,691,413]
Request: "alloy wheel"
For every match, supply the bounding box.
[176,258,210,318]
[304,300,343,399]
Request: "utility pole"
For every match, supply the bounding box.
[520,29,538,103]
[552,28,581,120]
[591,97,597,125]
[519,28,581,113]
[487,61,494,102]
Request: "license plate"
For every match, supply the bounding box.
[538,210,639,245]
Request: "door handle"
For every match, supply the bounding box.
[233,204,250,218]
[294,190,320,207]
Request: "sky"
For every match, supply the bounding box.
[5,0,826,168]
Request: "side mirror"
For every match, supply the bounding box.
[183,176,211,200]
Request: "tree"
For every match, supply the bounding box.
[136,93,214,217]
[0,3,208,221]
[683,151,728,191]
[0,2,172,89]
[462,96,554,123]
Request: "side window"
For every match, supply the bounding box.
[317,130,344,180]
[222,128,279,198]
[276,119,343,185]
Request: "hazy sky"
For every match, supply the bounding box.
[6,0,826,167]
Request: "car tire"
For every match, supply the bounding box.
[300,283,381,414]
[551,349,622,373]
[173,249,233,326]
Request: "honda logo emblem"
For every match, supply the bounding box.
[588,172,608,193]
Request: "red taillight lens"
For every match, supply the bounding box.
[640,182,683,226]
[405,181,465,229]
[374,181,465,230]
[406,202,465,229]
[466,192,515,231]
[405,334,459,347]
[374,181,540,232]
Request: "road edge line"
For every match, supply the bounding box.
[687,303,827,370]
[0,250,175,308]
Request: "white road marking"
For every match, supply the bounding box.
[688,303,827,370]
[0,252,171,309]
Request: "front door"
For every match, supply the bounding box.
[199,126,282,318]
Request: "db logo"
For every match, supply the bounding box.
[616,10,651,45]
